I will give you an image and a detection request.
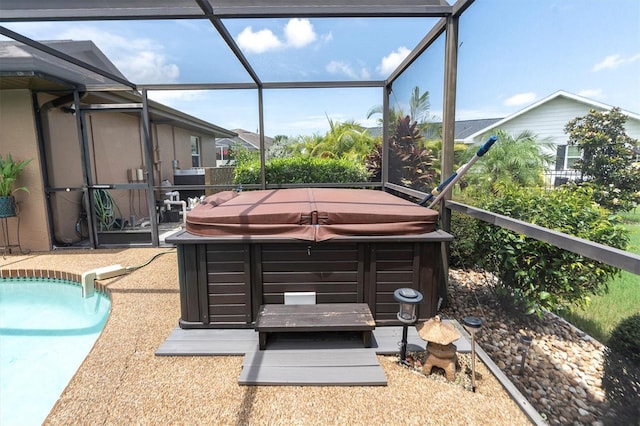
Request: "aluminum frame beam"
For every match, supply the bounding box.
[0,1,453,21]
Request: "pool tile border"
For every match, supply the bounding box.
[0,268,110,294]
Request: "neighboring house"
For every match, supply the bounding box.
[461,90,640,185]
[216,129,274,166]
[0,40,236,250]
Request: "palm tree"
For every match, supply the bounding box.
[464,129,555,194]
[303,117,377,162]
[408,86,430,125]
[367,86,435,136]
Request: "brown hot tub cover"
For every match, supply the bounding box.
[186,188,438,241]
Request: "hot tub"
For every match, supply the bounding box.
[167,188,453,328]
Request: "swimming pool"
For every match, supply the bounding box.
[0,278,111,426]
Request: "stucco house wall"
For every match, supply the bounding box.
[153,123,177,184]
[0,89,50,251]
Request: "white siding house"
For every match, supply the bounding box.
[461,91,640,185]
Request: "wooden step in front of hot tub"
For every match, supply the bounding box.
[254,303,376,350]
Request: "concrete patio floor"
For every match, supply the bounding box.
[1,248,535,425]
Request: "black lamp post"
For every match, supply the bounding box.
[462,316,482,392]
[393,288,423,365]
[518,334,533,375]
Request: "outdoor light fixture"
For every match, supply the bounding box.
[518,334,533,375]
[462,316,482,392]
[393,288,423,365]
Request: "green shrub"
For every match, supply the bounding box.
[472,184,629,316]
[233,157,370,185]
[449,210,482,269]
[602,314,640,423]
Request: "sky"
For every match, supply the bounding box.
[2,0,639,138]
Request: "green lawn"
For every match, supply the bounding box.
[562,209,640,344]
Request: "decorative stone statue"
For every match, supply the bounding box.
[416,316,461,381]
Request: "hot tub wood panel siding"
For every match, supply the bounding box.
[261,243,363,306]
[206,244,251,325]
[170,230,453,329]
[370,243,428,323]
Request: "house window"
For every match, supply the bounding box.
[191,136,200,167]
[566,145,581,169]
[555,145,581,170]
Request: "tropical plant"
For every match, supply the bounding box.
[565,107,640,212]
[0,154,31,196]
[422,138,471,181]
[304,118,377,162]
[463,129,554,194]
[366,115,437,192]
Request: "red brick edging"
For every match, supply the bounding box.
[0,269,111,294]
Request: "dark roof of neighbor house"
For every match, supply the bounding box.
[0,39,236,139]
[453,118,502,139]
[217,129,275,151]
[234,129,275,150]
[367,118,503,141]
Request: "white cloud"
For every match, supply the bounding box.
[326,61,355,78]
[284,18,317,48]
[504,92,537,107]
[321,32,334,43]
[236,19,324,54]
[592,53,640,72]
[377,46,410,76]
[146,90,206,105]
[117,51,179,83]
[236,26,282,54]
[577,88,604,99]
[51,26,180,83]
[326,60,370,80]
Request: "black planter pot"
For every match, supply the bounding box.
[0,195,17,218]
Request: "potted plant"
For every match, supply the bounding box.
[0,154,31,218]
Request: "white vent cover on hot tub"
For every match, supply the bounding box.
[284,291,316,305]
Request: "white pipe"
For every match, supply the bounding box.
[165,191,180,202]
[164,199,187,227]
[81,264,127,298]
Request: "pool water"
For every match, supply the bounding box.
[0,279,111,426]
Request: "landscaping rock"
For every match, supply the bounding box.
[442,269,612,425]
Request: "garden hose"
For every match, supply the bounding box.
[125,248,176,273]
[92,189,124,231]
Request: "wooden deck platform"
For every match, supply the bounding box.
[155,322,471,386]
[155,322,471,356]
[238,347,386,386]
